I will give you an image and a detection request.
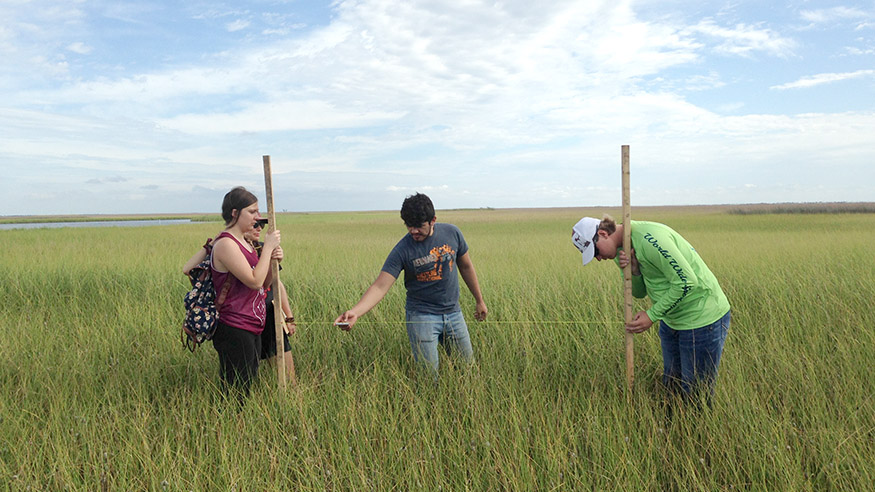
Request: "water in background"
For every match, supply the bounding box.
[0,219,192,230]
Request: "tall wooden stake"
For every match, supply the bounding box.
[622,145,634,394]
[263,155,296,388]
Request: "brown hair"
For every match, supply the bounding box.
[599,215,617,234]
[221,186,258,226]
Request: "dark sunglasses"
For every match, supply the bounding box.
[592,232,600,259]
[254,218,268,229]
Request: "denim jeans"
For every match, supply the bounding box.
[659,310,730,398]
[405,309,474,373]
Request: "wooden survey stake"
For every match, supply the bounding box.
[263,155,296,388]
[621,145,634,393]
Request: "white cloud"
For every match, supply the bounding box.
[66,41,91,54]
[845,45,875,55]
[18,0,709,145]
[158,100,406,134]
[686,19,796,58]
[101,2,159,24]
[22,65,254,106]
[28,55,69,76]
[193,7,249,21]
[226,19,251,32]
[800,7,870,25]
[771,69,875,90]
[386,185,449,193]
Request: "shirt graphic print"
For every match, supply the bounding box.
[413,244,456,282]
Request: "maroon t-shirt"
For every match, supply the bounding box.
[211,232,267,334]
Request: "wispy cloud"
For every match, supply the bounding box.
[26,0,709,141]
[226,19,251,32]
[158,100,406,134]
[800,7,870,25]
[771,69,875,90]
[845,45,875,56]
[87,175,127,184]
[66,42,92,54]
[101,3,160,24]
[686,19,796,58]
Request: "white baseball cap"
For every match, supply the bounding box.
[571,217,600,265]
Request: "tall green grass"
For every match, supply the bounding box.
[1,208,873,490]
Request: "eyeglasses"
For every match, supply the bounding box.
[254,219,268,229]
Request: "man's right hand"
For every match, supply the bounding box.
[334,311,358,331]
[617,248,640,275]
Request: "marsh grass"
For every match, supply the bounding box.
[1,208,873,490]
[727,202,875,215]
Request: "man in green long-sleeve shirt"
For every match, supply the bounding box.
[572,216,731,399]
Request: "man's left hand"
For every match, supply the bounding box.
[626,310,653,334]
[474,301,488,321]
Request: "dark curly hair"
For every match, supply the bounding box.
[400,193,435,227]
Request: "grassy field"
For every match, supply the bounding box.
[1,206,873,490]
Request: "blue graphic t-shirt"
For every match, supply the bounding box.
[381,223,468,314]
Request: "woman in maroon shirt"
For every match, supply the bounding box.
[209,187,281,398]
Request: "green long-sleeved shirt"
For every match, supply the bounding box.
[619,220,730,330]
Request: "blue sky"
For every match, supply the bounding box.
[1,0,873,216]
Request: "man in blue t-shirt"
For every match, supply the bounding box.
[335,193,488,374]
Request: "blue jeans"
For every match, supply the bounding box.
[405,310,474,373]
[659,310,730,398]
